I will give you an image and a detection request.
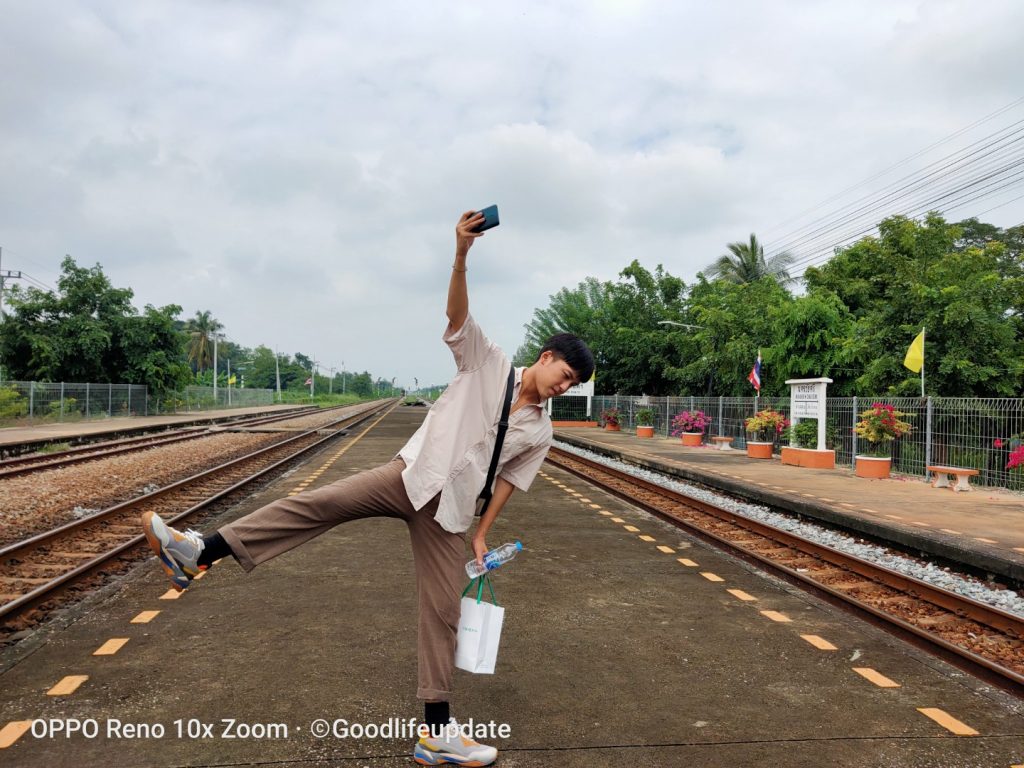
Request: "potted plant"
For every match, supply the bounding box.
[744,409,789,459]
[780,418,837,469]
[853,403,912,478]
[635,408,656,438]
[671,410,711,447]
[600,407,622,432]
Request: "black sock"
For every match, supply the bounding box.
[197,532,232,569]
[424,701,449,732]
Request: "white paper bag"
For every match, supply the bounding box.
[455,580,505,674]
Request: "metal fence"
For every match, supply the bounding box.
[552,394,1024,491]
[0,381,277,426]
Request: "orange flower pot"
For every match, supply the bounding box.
[636,426,655,438]
[855,456,891,479]
[746,441,773,459]
[680,432,703,447]
[604,423,621,432]
[781,447,836,469]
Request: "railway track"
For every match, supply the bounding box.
[0,399,397,636]
[0,405,332,479]
[547,446,1024,696]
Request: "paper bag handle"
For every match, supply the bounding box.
[461,575,499,606]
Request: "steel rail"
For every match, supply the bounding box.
[0,400,397,627]
[0,404,350,478]
[547,447,1024,695]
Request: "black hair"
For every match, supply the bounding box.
[539,333,595,384]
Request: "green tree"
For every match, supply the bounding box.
[704,233,795,285]
[185,310,224,374]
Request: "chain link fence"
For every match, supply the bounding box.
[554,394,1024,491]
[0,381,277,426]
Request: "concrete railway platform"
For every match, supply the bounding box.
[555,427,1024,587]
[0,407,1022,766]
[0,404,308,452]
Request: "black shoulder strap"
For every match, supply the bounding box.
[476,365,516,515]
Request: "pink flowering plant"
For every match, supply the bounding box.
[853,403,912,457]
[744,409,790,443]
[600,407,621,427]
[671,410,711,436]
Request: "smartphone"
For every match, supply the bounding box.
[471,204,500,233]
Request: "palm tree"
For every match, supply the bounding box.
[185,310,223,373]
[705,234,795,285]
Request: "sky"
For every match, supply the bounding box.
[2,0,1023,390]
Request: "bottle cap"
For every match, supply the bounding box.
[514,540,523,550]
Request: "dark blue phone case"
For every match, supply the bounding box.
[473,205,500,232]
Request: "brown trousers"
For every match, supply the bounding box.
[219,457,466,701]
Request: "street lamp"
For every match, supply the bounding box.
[310,358,319,399]
[211,332,226,406]
[328,367,337,395]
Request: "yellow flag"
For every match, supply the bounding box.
[903,329,924,373]
[228,375,237,385]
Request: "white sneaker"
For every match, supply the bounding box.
[141,511,206,591]
[414,718,498,766]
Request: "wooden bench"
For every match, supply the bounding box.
[927,465,979,492]
[711,436,733,452]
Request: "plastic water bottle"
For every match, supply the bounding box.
[465,541,523,578]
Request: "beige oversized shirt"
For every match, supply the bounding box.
[399,313,553,534]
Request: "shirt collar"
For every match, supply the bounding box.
[513,366,544,409]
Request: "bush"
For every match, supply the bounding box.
[0,388,28,422]
[635,407,656,427]
[671,410,711,436]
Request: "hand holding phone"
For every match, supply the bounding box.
[471,204,500,233]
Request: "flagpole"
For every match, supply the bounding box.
[920,327,925,397]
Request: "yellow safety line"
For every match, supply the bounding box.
[760,610,791,623]
[700,572,724,582]
[656,545,675,554]
[47,675,89,696]
[916,708,978,736]
[93,638,130,656]
[623,525,639,532]
[638,534,655,542]
[130,610,160,624]
[726,589,756,602]
[0,721,33,749]
[677,558,698,567]
[800,634,837,650]
[852,667,900,688]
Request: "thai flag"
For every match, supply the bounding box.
[747,351,762,392]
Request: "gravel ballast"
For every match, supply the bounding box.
[555,440,1024,619]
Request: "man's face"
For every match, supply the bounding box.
[536,351,580,399]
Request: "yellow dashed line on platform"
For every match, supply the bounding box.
[589,504,601,509]
[760,610,791,623]
[130,610,160,624]
[623,525,640,532]
[819,497,834,502]
[611,517,625,523]
[884,514,903,520]
[0,721,33,749]
[700,572,724,582]
[677,558,698,567]
[638,534,656,542]
[941,528,963,535]
[159,589,182,600]
[916,708,978,736]
[800,634,837,650]
[974,537,998,544]
[1014,548,1024,553]
[47,675,89,696]
[727,589,756,601]
[599,511,613,516]
[657,545,676,554]
[800,493,816,498]
[910,521,930,527]
[862,508,881,514]
[840,503,856,509]
[93,638,130,656]
[853,667,901,688]
[579,498,592,502]
[193,570,207,581]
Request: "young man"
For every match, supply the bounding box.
[142,210,594,767]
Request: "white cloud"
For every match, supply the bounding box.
[1,0,1023,388]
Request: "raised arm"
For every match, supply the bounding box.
[447,210,485,333]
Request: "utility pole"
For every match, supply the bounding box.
[328,367,336,395]
[211,332,225,406]
[310,357,319,399]
[0,247,24,319]
[341,360,345,394]
[227,358,232,406]
[275,350,282,403]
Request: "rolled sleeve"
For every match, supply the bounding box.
[499,439,551,493]
[444,313,498,372]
